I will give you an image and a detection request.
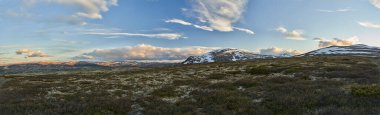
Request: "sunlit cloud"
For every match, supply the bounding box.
[189,0,248,32]
[73,44,218,61]
[370,0,380,8]
[16,49,50,58]
[276,26,305,40]
[24,0,118,19]
[314,36,359,48]
[259,47,303,56]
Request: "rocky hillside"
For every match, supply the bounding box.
[183,48,274,64]
[301,44,380,57]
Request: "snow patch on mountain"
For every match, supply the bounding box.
[300,44,380,57]
[183,48,275,64]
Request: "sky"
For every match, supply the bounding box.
[1,0,380,65]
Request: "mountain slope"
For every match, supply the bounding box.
[301,44,380,57]
[183,48,273,64]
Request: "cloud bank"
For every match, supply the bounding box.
[260,47,302,56]
[314,36,359,48]
[16,49,50,58]
[73,44,217,61]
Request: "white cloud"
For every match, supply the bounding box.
[165,19,192,26]
[317,8,352,13]
[189,0,248,32]
[25,0,118,19]
[165,19,214,31]
[73,44,217,61]
[16,49,50,58]
[259,47,303,56]
[165,18,254,35]
[276,26,305,40]
[358,21,380,28]
[233,27,255,35]
[85,32,184,40]
[314,36,359,48]
[370,0,380,8]
[193,25,214,31]
[276,26,288,33]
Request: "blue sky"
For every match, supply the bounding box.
[1,0,380,65]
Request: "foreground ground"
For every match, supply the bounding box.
[1,56,380,114]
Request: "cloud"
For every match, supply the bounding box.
[276,26,305,40]
[16,49,50,58]
[165,19,192,26]
[317,8,353,13]
[233,27,255,35]
[25,0,118,19]
[165,19,214,31]
[314,36,359,48]
[259,47,303,56]
[85,32,184,40]
[370,0,380,8]
[165,18,254,35]
[189,0,248,32]
[73,44,217,61]
[358,21,380,28]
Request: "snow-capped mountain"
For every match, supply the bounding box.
[300,44,380,57]
[182,48,274,64]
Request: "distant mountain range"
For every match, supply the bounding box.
[1,44,380,75]
[183,44,380,64]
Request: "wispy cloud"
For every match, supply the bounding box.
[82,27,185,40]
[358,21,380,28]
[24,0,118,19]
[165,19,214,31]
[276,26,305,40]
[317,8,353,13]
[165,19,254,35]
[73,44,217,61]
[85,32,184,40]
[314,36,359,48]
[233,27,255,35]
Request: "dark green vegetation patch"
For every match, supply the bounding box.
[1,56,380,114]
